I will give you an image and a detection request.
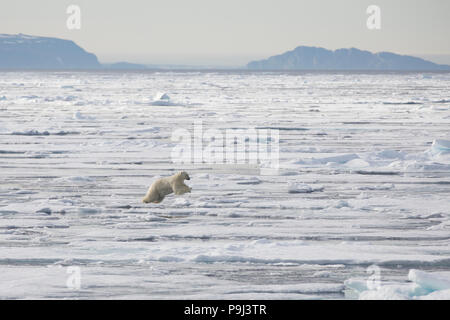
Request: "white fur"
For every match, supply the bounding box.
[142,171,191,204]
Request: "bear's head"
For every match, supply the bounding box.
[178,171,190,180]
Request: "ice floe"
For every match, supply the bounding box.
[288,183,324,193]
[150,92,181,106]
[345,269,450,300]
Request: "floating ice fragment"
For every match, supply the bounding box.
[334,200,351,208]
[12,129,50,136]
[288,183,324,193]
[357,184,395,191]
[36,207,52,215]
[150,92,180,106]
[295,153,359,165]
[375,150,406,160]
[408,270,450,292]
[345,158,370,168]
[155,92,170,101]
[78,208,100,215]
[430,139,450,155]
[346,269,450,300]
[73,111,95,121]
[56,176,94,183]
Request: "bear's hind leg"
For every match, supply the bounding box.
[143,190,160,203]
[152,194,165,203]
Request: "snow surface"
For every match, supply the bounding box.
[0,71,449,299]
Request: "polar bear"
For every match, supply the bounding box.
[142,171,191,204]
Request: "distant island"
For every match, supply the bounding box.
[247,46,450,71]
[0,34,148,70]
[0,34,101,69]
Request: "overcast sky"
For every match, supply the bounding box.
[1,0,449,66]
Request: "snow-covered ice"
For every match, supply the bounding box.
[0,71,449,299]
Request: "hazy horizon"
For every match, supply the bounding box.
[1,0,450,66]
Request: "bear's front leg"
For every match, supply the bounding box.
[181,182,192,193]
[173,183,192,195]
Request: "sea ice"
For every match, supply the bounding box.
[0,71,449,299]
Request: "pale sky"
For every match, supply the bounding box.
[1,0,449,66]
